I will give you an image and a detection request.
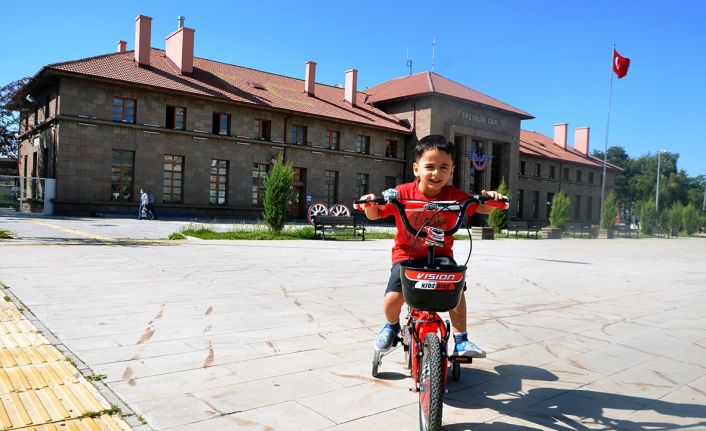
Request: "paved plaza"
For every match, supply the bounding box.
[1,213,705,430]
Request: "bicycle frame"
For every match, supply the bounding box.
[407,309,450,391]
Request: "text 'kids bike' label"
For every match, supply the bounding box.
[414,281,454,290]
[405,269,464,290]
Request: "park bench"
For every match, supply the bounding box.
[650,226,668,238]
[312,215,366,240]
[505,221,541,239]
[565,223,593,238]
[613,224,639,238]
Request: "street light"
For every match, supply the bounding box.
[655,149,666,213]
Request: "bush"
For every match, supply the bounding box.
[487,180,508,235]
[665,202,684,236]
[263,154,294,232]
[549,192,570,229]
[682,204,702,236]
[600,193,619,229]
[638,200,658,234]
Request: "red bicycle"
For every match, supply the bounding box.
[355,190,508,431]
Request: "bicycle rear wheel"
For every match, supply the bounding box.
[418,332,443,431]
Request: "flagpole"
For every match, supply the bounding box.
[599,44,615,226]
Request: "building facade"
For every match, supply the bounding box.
[15,15,619,223]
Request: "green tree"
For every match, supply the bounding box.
[682,204,702,236]
[0,77,31,157]
[549,192,570,229]
[487,180,508,235]
[638,200,658,234]
[665,202,684,237]
[263,154,294,232]
[600,193,620,229]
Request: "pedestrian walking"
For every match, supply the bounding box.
[146,190,157,220]
[138,188,148,220]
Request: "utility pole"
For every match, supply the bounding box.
[702,181,705,212]
[655,149,665,213]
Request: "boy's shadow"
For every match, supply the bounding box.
[443,364,706,431]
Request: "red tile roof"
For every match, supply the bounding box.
[41,49,410,133]
[520,130,623,171]
[363,71,534,119]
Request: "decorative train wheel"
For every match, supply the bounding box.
[329,204,351,217]
[307,202,329,224]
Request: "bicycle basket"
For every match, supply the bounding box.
[399,260,466,312]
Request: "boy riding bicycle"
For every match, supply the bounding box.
[358,134,506,358]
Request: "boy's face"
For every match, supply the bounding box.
[413,148,454,197]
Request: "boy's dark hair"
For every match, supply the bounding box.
[415,135,455,162]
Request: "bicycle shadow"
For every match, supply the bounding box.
[443,364,706,431]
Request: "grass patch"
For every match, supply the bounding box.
[86,374,108,382]
[79,405,121,419]
[0,229,13,239]
[168,232,186,240]
[169,225,397,241]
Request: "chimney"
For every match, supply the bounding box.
[117,40,127,53]
[134,15,152,67]
[553,123,567,150]
[165,16,195,75]
[344,69,357,106]
[575,127,590,156]
[305,61,316,96]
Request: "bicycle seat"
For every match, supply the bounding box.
[399,260,466,312]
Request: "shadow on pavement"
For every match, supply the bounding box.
[444,364,706,431]
[2,237,174,247]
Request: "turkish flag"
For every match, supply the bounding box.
[613,48,630,79]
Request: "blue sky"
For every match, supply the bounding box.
[2,0,704,177]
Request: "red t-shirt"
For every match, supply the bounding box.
[378,180,470,264]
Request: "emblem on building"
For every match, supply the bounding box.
[466,142,493,173]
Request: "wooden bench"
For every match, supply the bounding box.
[505,221,541,239]
[312,215,366,240]
[613,224,639,238]
[650,226,668,238]
[565,223,593,238]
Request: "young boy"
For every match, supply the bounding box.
[358,134,505,358]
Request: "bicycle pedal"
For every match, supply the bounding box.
[449,355,473,363]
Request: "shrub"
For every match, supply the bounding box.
[600,193,620,229]
[549,192,570,229]
[682,204,702,236]
[665,202,684,237]
[638,200,658,234]
[263,154,294,232]
[487,180,508,235]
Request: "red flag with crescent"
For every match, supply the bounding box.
[613,48,630,79]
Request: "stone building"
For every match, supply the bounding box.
[15,14,618,222]
[517,124,622,225]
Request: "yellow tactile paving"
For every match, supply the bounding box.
[0,298,131,431]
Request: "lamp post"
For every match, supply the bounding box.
[655,149,666,213]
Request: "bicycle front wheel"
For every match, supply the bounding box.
[418,332,443,431]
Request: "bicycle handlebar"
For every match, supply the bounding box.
[354,192,509,238]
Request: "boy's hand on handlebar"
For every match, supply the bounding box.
[481,190,507,201]
[354,194,378,211]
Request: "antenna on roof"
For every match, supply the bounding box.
[431,37,436,72]
[406,46,413,76]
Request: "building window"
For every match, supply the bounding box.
[549,166,556,179]
[212,113,231,135]
[563,167,569,181]
[386,139,398,158]
[587,196,593,220]
[254,119,271,141]
[516,189,524,218]
[292,124,307,145]
[33,105,38,126]
[325,170,339,207]
[163,155,184,204]
[356,173,369,197]
[574,195,581,219]
[252,163,269,206]
[531,191,539,218]
[356,135,370,154]
[166,106,186,130]
[576,170,583,183]
[111,150,134,201]
[210,159,228,205]
[588,172,594,185]
[385,176,397,190]
[113,97,136,123]
[534,163,542,177]
[519,161,526,176]
[43,99,50,120]
[328,130,340,150]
